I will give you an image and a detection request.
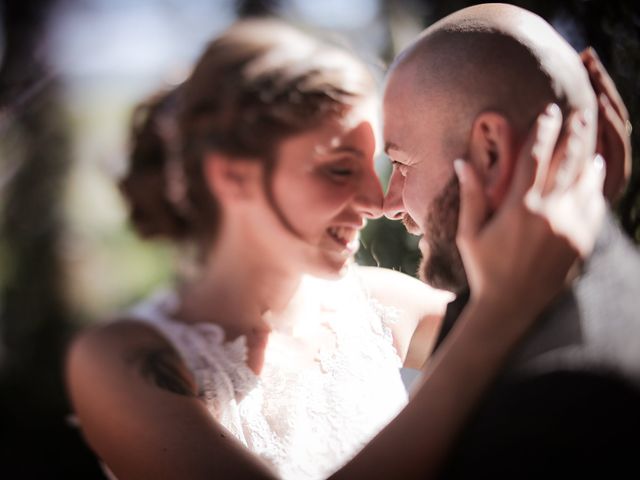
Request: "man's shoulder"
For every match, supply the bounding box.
[510,213,640,373]
[584,210,640,282]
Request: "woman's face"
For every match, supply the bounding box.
[264,99,383,278]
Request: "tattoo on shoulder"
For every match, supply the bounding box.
[125,346,195,397]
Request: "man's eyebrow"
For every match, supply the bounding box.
[384,141,400,155]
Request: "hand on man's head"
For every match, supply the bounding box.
[454,103,605,316]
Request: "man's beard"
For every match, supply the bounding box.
[417,173,467,293]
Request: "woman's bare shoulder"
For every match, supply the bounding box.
[354,266,453,365]
[66,319,275,479]
[355,266,453,316]
[72,317,169,349]
[67,317,197,399]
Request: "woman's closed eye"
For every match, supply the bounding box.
[329,166,354,176]
[324,159,359,182]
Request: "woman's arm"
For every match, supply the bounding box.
[66,321,278,480]
[331,296,540,479]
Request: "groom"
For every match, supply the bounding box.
[383,4,640,478]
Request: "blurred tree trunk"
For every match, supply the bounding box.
[0,0,69,385]
[236,0,281,17]
[0,0,104,476]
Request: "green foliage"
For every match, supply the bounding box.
[358,216,421,276]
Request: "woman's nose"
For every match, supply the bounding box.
[354,170,384,219]
[383,169,405,220]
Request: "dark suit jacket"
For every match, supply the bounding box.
[433,213,640,479]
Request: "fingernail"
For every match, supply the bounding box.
[593,153,605,172]
[590,47,601,62]
[453,159,467,184]
[545,103,561,117]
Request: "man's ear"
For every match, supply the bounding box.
[202,153,262,203]
[467,111,516,208]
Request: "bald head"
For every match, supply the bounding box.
[388,3,596,154]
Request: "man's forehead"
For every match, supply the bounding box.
[382,67,417,150]
[383,62,416,104]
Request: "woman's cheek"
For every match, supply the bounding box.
[315,177,355,207]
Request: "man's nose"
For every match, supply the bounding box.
[354,170,384,220]
[383,169,405,220]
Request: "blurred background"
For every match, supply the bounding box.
[0,0,638,477]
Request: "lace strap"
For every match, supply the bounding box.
[125,291,231,377]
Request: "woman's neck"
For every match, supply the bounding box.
[175,227,306,340]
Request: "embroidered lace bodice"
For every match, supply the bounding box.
[127,268,408,480]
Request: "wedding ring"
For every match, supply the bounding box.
[625,119,633,136]
[593,153,605,172]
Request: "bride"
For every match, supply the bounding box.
[66,19,619,479]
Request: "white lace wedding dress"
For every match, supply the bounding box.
[120,267,408,479]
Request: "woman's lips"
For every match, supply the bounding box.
[327,226,360,254]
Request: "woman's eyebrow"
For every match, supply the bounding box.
[313,142,365,159]
[327,145,364,157]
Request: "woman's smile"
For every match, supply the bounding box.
[326,225,361,255]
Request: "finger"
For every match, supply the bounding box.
[582,48,625,119]
[599,93,629,142]
[592,153,607,192]
[454,159,487,241]
[570,154,606,206]
[598,93,631,198]
[582,47,629,121]
[570,154,606,256]
[596,112,604,156]
[509,103,563,201]
[547,111,591,195]
[579,48,589,62]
